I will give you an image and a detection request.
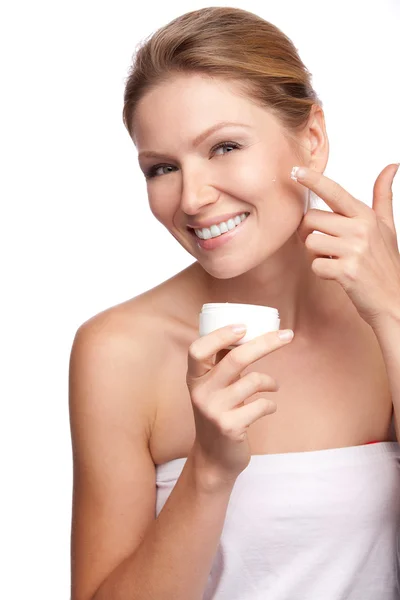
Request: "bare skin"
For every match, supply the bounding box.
[126,73,393,460]
[69,73,394,600]
[70,265,393,600]
[106,261,394,467]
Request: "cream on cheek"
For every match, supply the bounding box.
[269,172,309,219]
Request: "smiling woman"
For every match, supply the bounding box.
[128,70,329,281]
[69,7,400,600]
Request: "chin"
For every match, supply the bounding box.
[196,236,294,280]
[199,256,261,280]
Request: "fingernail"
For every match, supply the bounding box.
[291,166,306,182]
[231,324,247,334]
[278,329,294,341]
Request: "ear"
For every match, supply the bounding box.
[303,105,330,175]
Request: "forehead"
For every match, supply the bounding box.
[132,74,272,148]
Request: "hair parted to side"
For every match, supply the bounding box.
[122,6,322,142]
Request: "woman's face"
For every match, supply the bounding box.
[133,73,321,279]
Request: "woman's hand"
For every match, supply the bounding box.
[185,326,294,489]
[294,163,400,329]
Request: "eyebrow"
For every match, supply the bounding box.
[138,121,251,161]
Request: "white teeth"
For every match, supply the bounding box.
[195,212,249,239]
[210,225,221,237]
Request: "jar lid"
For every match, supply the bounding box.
[201,302,278,314]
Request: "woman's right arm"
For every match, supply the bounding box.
[93,453,235,600]
[70,313,292,600]
[69,318,236,600]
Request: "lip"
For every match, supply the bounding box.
[192,213,250,251]
[187,211,249,230]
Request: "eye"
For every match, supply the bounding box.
[145,164,177,180]
[211,141,241,156]
[144,141,241,180]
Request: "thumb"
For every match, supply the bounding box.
[372,163,399,231]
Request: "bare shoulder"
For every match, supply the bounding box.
[71,291,182,432]
[70,266,200,450]
[68,278,196,600]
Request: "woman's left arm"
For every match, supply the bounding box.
[368,308,400,439]
[292,162,400,437]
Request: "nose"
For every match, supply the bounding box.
[180,170,219,216]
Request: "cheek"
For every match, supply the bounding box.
[147,188,176,224]
[220,159,270,200]
[225,157,288,205]
[148,198,163,222]
[238,162,308,230]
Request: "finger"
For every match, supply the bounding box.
[311,256,340,280]
[187,324,247,379]
[297,209,353,243]
[219,397,277,439]
[210,329,294,389]
[217,371,279,412]
[304,232,348,258]
[215,348,241,387]
[216,348,231,364]
[372,163,399,234]
[291,167,367,218]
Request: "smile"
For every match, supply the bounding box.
[194,212,250,239]
[191,212,250,251]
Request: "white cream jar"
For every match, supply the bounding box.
[199,302,280,350]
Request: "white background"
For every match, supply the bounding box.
[1,0,399,597]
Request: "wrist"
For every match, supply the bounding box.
[370,304,400,334]
[185,446,238,495]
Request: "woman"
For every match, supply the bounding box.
[69,7,400,600]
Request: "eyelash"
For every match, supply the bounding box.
[144,141,242,180]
